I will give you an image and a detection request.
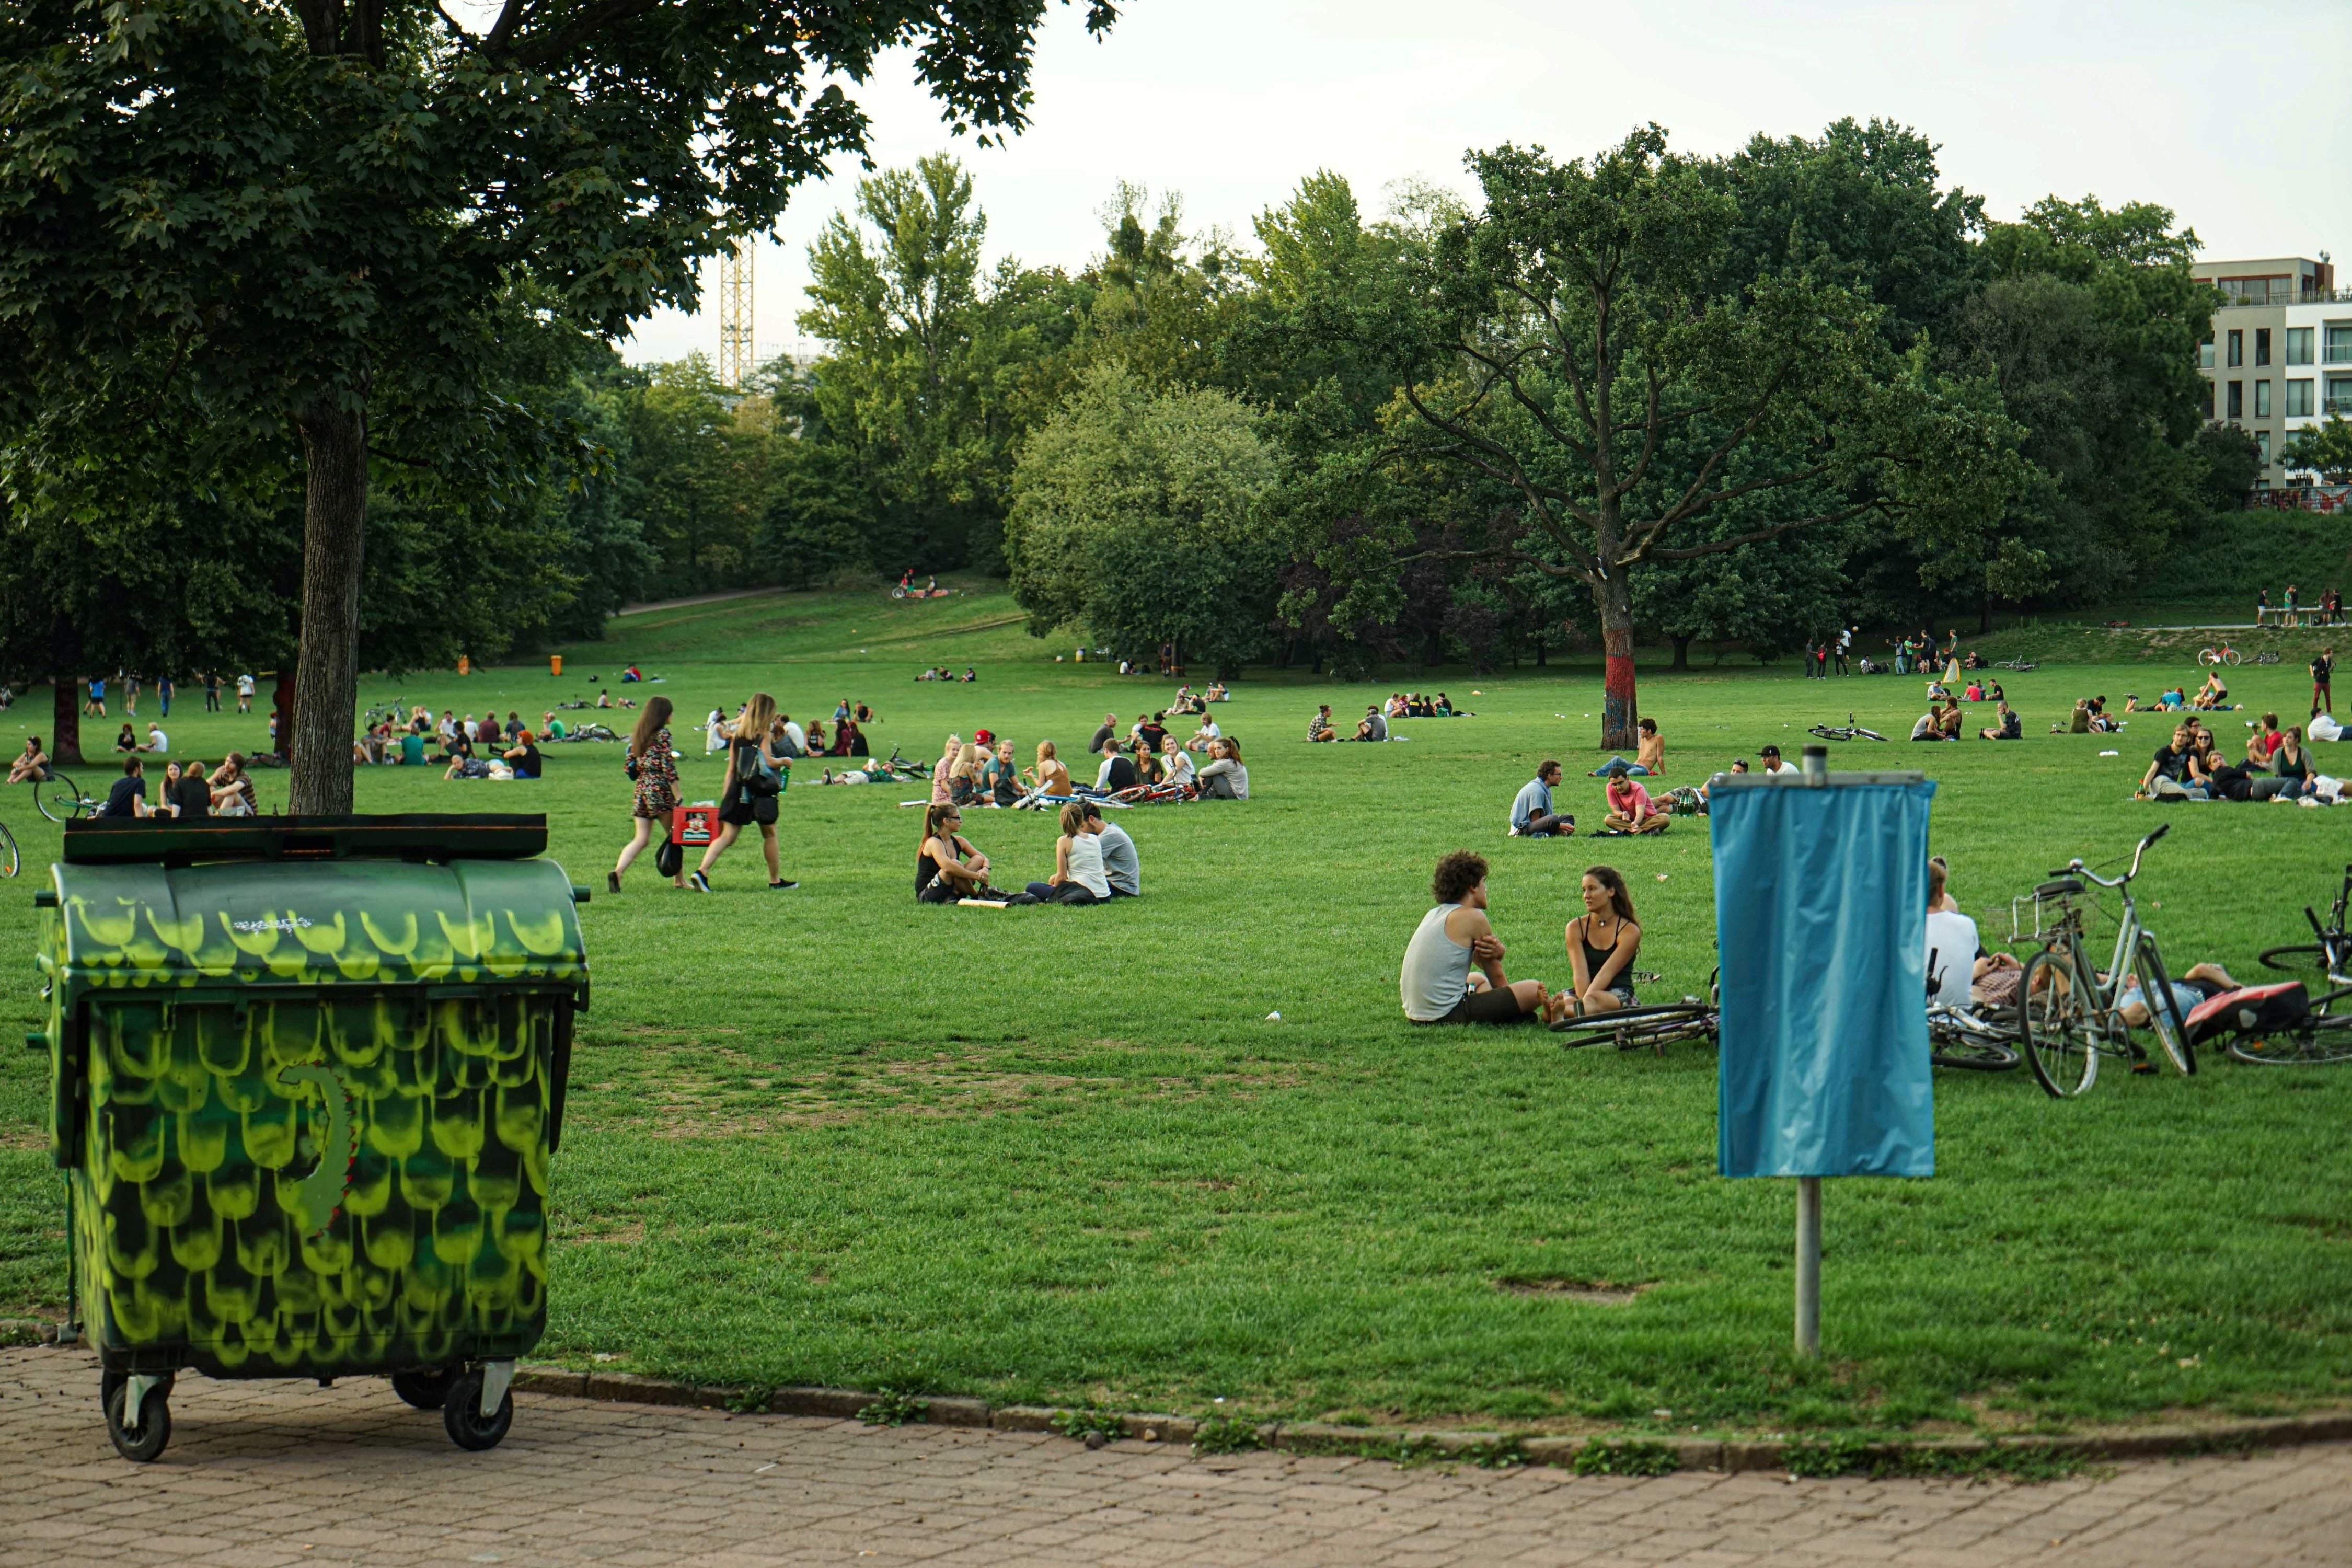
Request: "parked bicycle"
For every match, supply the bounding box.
[1994,658,2039,671]
[2012,825,2192,1097]
[2241,864,2352,1065]
[32,771,97,824]
[1927,1005,2021,1071]
[2197,642,2241,667]
[2252,650,2283,665]
[1807,715,1888,742]
[0,812,16,879]
[1552,997,1718,1055]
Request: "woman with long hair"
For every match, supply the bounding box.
[1563,866,1641,1015]
[916,803,995,903]
[612,696,682,893]
[691,691,795,892]
[1023,801,1110,905]
[1197,736,1249,799]
[1028,739,1071,797]
[948,741,986,806]
[931,733,962,805]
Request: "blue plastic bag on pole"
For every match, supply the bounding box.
[1711,775,1937,1178]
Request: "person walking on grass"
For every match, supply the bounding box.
[2314,647,2335,718]
[690,691,797,893]
[611,697,684,894]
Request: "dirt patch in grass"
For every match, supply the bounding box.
[1496,1277,1656,1305]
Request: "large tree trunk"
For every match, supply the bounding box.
[272,663,298,768]
[1596,574,1639,751]
[51,677,82,765]
[291,409,367,814]
[1669,634,1692,673]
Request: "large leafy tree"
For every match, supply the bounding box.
[0,0,1118,812]
[1005,362,1282,674]
[1390,127,2022,748]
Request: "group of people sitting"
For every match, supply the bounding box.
[1165,683,1227,715]
[703,702,875,761]
[2123,674,2234,714]
[926,722,1251,807]
[44,748,260,818]
[1503,726,1726,838]
[2056,695,2125,733]
[1909,698,2019,740]
[915,798,1140,906]
[2139,716,2330,802]
[1399,850,1645,1026]
[915,666,977,683]
[1383,691,1462,719]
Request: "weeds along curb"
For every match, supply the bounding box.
[505,1367,2352,1473]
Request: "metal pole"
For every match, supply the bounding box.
[1795,1175,1821,1358]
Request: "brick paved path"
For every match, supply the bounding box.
[5,1348,2349,1567]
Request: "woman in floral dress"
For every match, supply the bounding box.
[612,696,684,892]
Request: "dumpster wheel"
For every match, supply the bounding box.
[103,1376,171,1462]
[391,1367,458,1410]
[444,1364,514,1452]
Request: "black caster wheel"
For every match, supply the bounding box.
[443,1367,514,1452]
[391,1367,458,1410]
[103,1379,171,1462]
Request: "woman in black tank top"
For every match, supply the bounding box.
[1564,866,1641,1014]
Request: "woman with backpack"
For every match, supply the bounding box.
[691,692,796,892]
[612,696,685,893]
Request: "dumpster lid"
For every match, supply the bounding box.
[63,814,548,866]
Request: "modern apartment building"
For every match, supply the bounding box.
[2192,256,2345,486]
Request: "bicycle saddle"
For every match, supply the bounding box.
[2037,877,2083,897]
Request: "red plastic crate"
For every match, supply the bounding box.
[672,804,718,847]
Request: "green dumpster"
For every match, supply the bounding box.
[32,814,589,1460]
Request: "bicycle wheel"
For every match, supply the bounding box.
[2132,940,2194,1075]
[2223,649,2241,667]
[1853,728,1887,742]
[1928,1016,2021,1071]
[0,817,15,878]
[1552,1002,1712,1054]
[2258,942,2348,977]
[2225,1005,2352,1066]
[2020,950,2099,1097]
[2197,649,2219,666]
[36,773,83,823]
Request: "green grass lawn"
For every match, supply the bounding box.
[3,580,2348,1438]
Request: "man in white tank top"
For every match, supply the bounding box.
[1399,851,1559,1024]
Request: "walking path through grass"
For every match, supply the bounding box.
[2,582,2346,1438]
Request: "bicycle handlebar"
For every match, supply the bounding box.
[2047,824,2169,892]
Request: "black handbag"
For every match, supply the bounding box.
[655,838,683,879]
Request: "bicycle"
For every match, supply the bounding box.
[2252,651,2282,665]
[2241,864,2352,1065]
[1807,715,1888,742]
[2197,643,2241,667]
[1994,658,2039,672]
[1551,997,1718,1054]
[0,813,15,878]
[2012,825,2192,1097]
[32,771,97,824]
[1927,1005,2021,1071]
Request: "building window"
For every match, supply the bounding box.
[2328,376,2352,415]
[2256,328,2272,366]
[2287,327,2314,365]
[2256,379,2273,418]
[2327,325,2352,364]
[2228,380,2244,419]
[2200,379,2215,419]
[2258,430,2270,465]
[2199,337,2215,370]
[2228,330,2244,367]
[2287,379,2315,417]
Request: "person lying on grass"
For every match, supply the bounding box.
[1399,849,1560,1025]
[1562,866,1641,1016]
[1602,773,1669,834]
[1024,802,1112,905]
[916,804,1002,903]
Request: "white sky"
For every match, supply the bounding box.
[622,0,2352,367]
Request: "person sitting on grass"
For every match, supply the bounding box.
[1024,801,1111,905]
[1187,713,1223,752]
[1922,860,1980,1007]
[1400,850,1560,1025]
[1354,705,1388,742]
[1083,802,1139,896]
[1561,866,1641,1017]
[8,736,50,785]
[1977,701,2022,741]
[1027,740,1072,798]
[1159,735,1196,791]
[1635,717,1665,776]
[2193,671,2230,710]
[99,758,149,817]
[1093,739,1140,794]
[1089,712,1119,754]
[503,730,543,780]
[1509,760,1574,838]
[1602,771,1669,834]
[2270,725,2315,801]
[1197,736,1249,799]
[2139,724,2200,799]
[112,723,138,754]
[916,804,1000,903]
[1308,704,1335,742]
[1963,678,1983,702]
[1757,744,1798,775]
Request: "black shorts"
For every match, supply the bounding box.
[720,791,778,827]
[1416,986,1531,1024]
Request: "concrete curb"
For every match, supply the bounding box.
[505,1366,2352,1472]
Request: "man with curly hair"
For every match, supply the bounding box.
[1400,851,1559,1025]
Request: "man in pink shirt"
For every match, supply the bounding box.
[1602,773,1670,834]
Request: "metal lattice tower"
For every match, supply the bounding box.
[717,237,754,389]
